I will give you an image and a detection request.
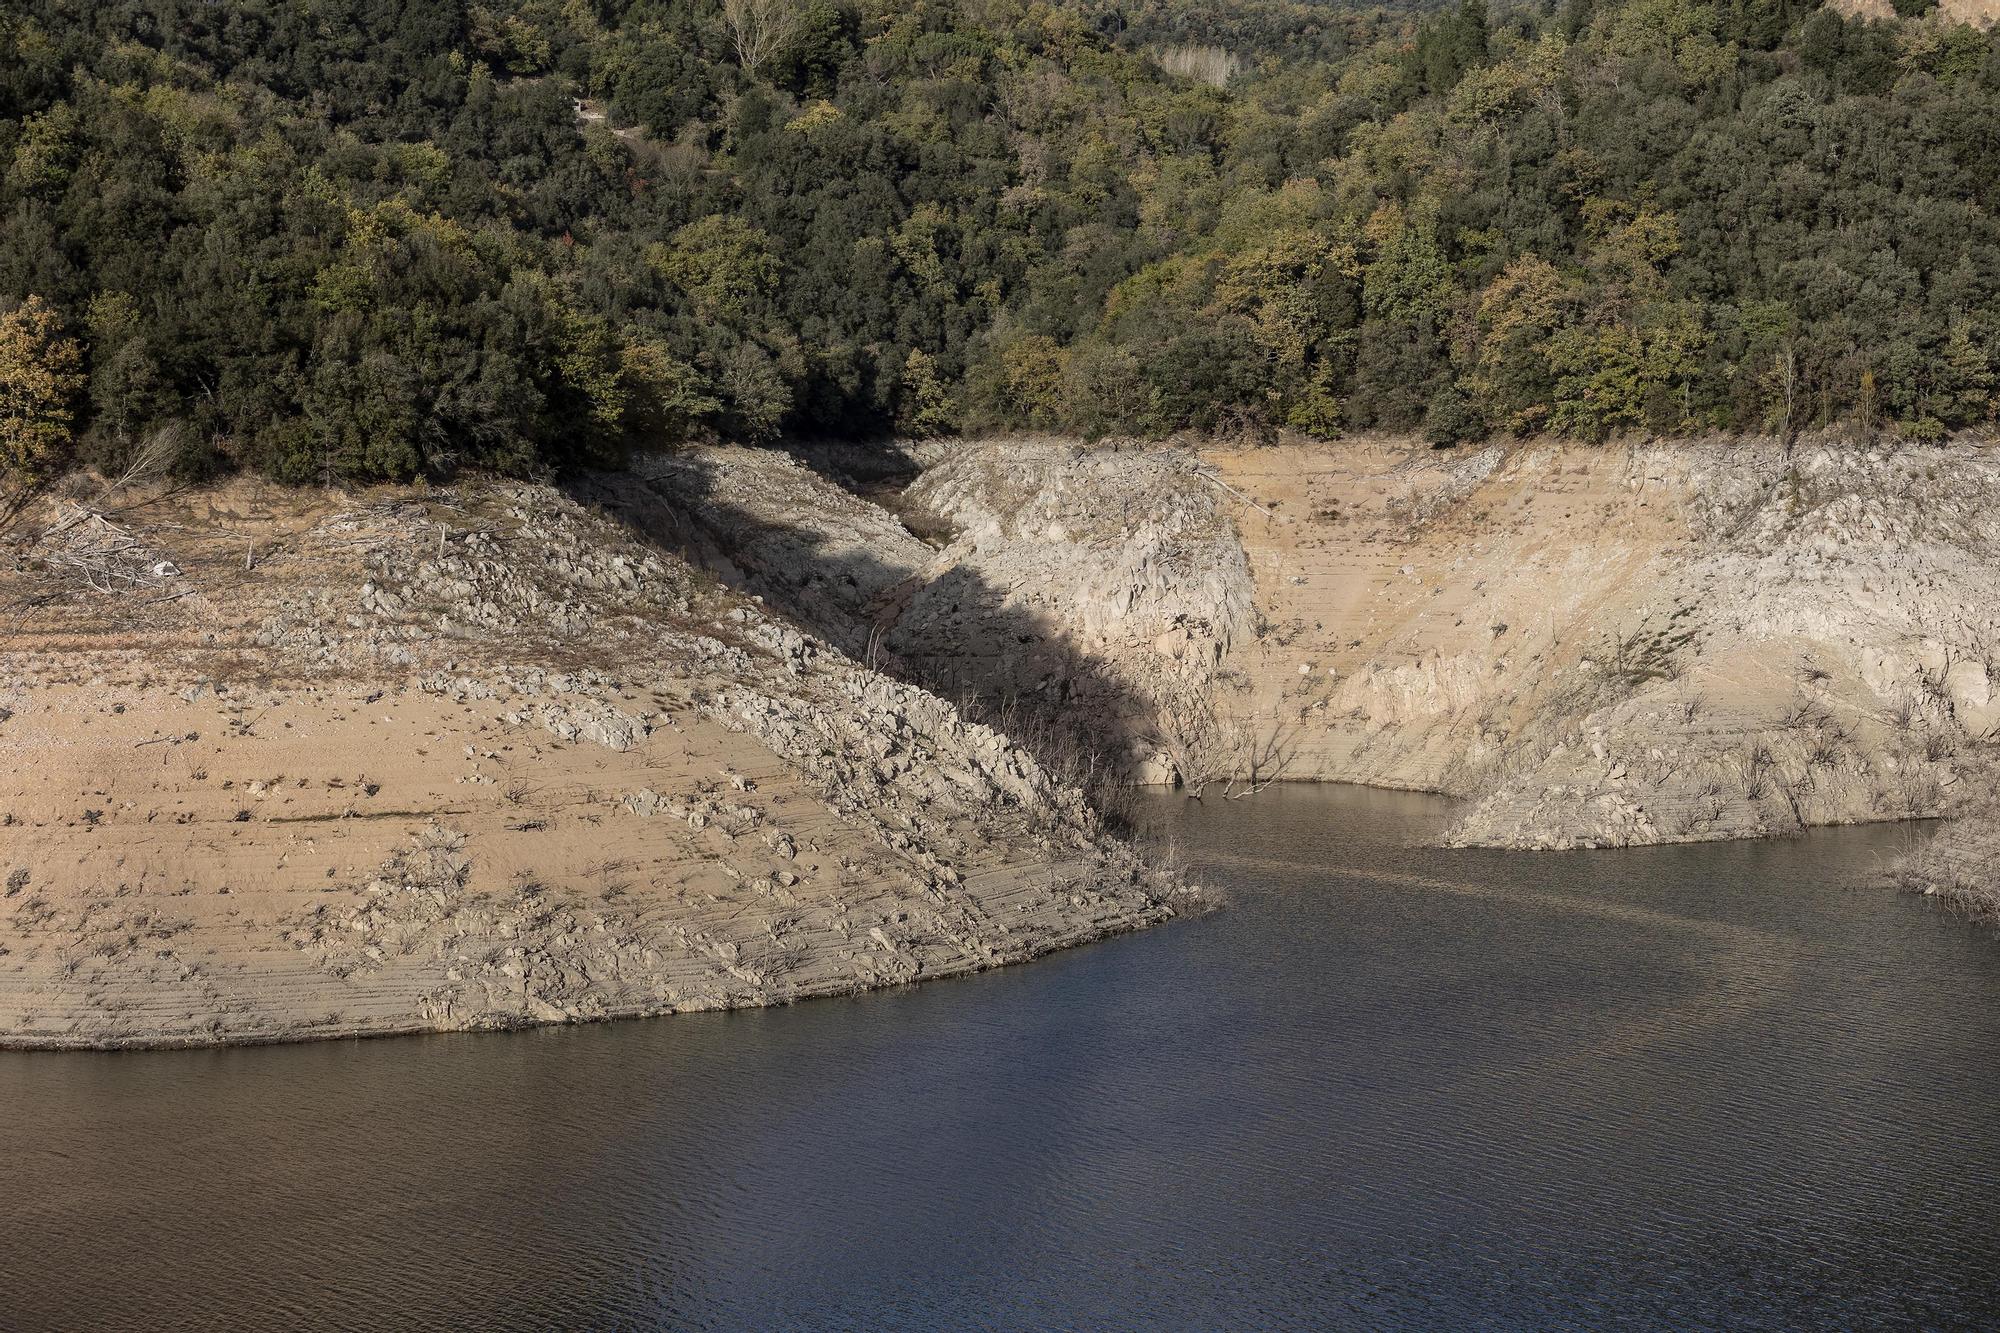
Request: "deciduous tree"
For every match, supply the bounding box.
[0,295,84,476]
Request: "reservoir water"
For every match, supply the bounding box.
[4,786,1998,1330]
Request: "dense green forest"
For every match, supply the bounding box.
[3,0,1998,482]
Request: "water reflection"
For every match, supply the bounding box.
[3,787,1996,1329]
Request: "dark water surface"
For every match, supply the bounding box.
[5,786,1999,1330]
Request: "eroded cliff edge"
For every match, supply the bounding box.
[648,436,2000,854]
[0,479,1188,1049]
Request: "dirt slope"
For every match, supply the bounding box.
[870,436,1999,849]
[1211,439,1998,846]
[0,477,1187,1049]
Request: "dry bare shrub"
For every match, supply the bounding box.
[1147,680,1235,798]
[1155,44,1242,88]
[1805,722,1847,771]
[1895,767,1945,817]
[1892,819,2000,923]
[975,689,1139,832]
[1734,742,1775,801]
[1890,690,1920,732]
[100,421,187,498]
[722,0,802,75]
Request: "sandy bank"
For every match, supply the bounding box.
[0,478,1188,1049]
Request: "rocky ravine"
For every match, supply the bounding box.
[647,436,2000,854]
[618,441,1256,784]
[0,478,1189,1049]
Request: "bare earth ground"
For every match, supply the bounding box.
[1208,439,2000,848]
[657,437,2000,854]
[0,478,1186,1049]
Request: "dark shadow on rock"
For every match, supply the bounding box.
[565,450,1165,823]
[776,437,928,497]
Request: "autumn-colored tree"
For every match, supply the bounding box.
[555,311,623,429]
[1216,228,1362,385]
[1361,206,1454,330]
[649,216,782,324]
[83,291,172,457]
[1214,227,1362,436]
[1938,320,1996,427]
[1060,344,1148,439]
[1545,300,1707,440]
[896,349,956,438]
[7,0,2000,467]
[1000,336,1069,428]
[6,103,80,196]
[1461,254,1575,434]
[620,338,721,446]
[0,296,86,477]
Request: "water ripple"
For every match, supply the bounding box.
[2,787,1998,1329]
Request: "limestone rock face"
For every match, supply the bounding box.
[601,442,1259,786]
[464,436,1997,860]
[891,443,1256,778]
[1945,661,1998,738]
[867,435,2000,849]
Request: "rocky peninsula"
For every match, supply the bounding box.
[0,476,1187,1048]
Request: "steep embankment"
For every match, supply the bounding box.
[0,478,1187,1049]
[631,442,1255,783]
[663,436,1998,853]
[1208,439,2000,849]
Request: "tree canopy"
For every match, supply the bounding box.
[3,0,1997,481]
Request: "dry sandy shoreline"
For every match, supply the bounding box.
[1,476,1188,1050]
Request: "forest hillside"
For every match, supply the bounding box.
[4,0,2000,485]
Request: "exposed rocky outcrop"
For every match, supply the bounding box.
[1435,444,2000,847]
[591,449,935,663]
[0,476,1191,1049]
[743,434,2000,852]
[891,442,1256,782]
[619,442,1261,786]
